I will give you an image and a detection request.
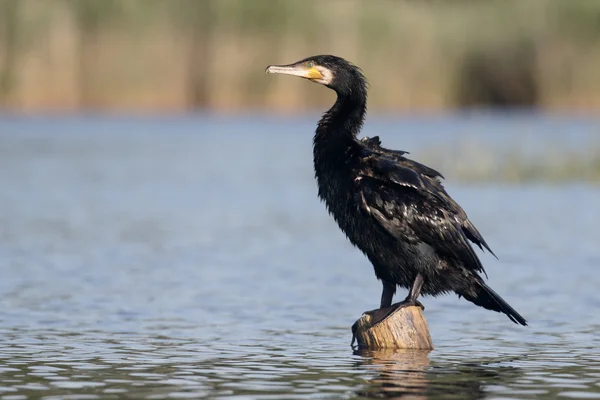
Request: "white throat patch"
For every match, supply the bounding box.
[314,67,333,86]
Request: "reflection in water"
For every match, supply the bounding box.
[0,330,595,400]
[354,349,432,399]
[354,349,528,400]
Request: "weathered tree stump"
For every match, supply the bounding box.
[352,306,433,350]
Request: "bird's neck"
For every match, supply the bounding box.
[312,90,366,209]
[313,92,367,159]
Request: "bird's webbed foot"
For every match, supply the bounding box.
[403,299,425,310]
[364,298,425,326]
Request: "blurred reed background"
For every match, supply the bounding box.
[0,0,599,113]
[1,0,599,182]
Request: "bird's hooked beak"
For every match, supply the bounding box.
[265,63,324,81]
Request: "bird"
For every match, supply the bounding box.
[265,55,527,327]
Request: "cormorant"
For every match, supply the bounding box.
[266,55,527,327]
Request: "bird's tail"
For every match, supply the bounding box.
[462,283,527,326]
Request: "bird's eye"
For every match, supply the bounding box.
[307,61,314,68]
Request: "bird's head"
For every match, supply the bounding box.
[266,55,366,97]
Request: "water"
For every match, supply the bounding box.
[0,114,599,399]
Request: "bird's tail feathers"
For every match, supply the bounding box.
[463,283,527,326]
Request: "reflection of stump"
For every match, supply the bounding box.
[352,306,433,350]
[354,348,431,399]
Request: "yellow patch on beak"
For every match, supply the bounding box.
[306,67,323,80]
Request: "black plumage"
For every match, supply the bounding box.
[266,55,526,326]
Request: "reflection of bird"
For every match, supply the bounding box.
[266,55,526,326]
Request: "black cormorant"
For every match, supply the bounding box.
[266,55,527,327]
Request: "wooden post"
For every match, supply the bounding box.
[352,305,433,350]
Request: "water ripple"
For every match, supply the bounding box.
[0,116,599,398]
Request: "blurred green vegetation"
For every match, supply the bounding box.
[0,0,599,112]
[416,139,600,184]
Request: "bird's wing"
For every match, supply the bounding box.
[358,138,495,256]
[355,153,490,275]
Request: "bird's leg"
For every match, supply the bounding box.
[364,274,426,326]
[351,280,396,348]
[403,273,425,310]
[380,280,396,308]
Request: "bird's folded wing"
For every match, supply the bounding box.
[355,159,487,276]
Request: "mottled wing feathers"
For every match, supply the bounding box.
[355,142,493,276]
[367,157,425,191]
[357,176,487,276]
[404,204,487,276]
